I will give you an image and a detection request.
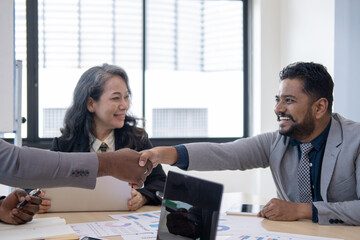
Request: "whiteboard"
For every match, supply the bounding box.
[0,0,15,133]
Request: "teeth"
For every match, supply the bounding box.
[279,117,290,121]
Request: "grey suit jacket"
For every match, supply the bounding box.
[0,139,98,189]
[184,113,360,225]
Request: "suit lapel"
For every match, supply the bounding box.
[74,134,91,152]
[269,135,294,201]
[114,129,121,150]
[320,116,342,201]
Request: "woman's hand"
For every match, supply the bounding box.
[35,190,51,213]
[127,188,148,211]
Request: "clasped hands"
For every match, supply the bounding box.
[102,147,175,188]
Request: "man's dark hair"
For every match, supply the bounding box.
[279,62,334,113]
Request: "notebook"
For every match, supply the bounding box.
[42,176,131,212]
[157,171,224,240]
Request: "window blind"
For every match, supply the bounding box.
[37,0,243,71]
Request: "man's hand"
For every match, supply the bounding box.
[257,198,312,221]
[0,189,42,224]
[97,148,153,188]
[139,147,178,167]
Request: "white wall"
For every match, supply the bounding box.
[279,0,335,74]
[250,0,282,198]
[0,0,14,196]
[0,0,15,133]
[334,0,360,121]
[171,0,335,200]
[251,0,335,134]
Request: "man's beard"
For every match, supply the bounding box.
[278,110,315,141]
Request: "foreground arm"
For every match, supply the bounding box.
[258,198,312,221]
[0,189,42,224]
[0,139,151,189]
[0,139,98,189]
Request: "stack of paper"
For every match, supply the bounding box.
[0,217,78,240]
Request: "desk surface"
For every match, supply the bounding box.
[35,192,360,240]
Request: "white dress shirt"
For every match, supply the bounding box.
[89,130,115,153]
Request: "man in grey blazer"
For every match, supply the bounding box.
[0,138,152,224]
[140,62,360,226]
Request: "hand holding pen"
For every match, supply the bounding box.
[17,188,42,208]
[0,188,42,224]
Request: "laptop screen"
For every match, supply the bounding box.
[42,176,131,212]
[157,171,223,240]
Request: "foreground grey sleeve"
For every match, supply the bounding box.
[0,139,98,189]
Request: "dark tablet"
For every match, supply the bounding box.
[157,171,224,240]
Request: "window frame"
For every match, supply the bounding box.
[9,0,249,149]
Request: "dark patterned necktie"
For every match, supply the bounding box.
[298,143,313,203]
[99,142,108,152]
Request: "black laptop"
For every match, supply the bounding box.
[157,171,224,240]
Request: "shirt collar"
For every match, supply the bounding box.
[89,130,115,152]
[290,119,332,151]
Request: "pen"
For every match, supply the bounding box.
[17,188,41,208]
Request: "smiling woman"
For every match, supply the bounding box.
[33,64,166,214]
[86,75,130,141]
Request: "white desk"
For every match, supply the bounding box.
[34,192,360,240]
[221,192,360,240]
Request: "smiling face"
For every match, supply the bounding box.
[274,78,316,142]
[87,75,130,140]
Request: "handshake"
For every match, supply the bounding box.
[97,146,176,188]
[0,147,173,225]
